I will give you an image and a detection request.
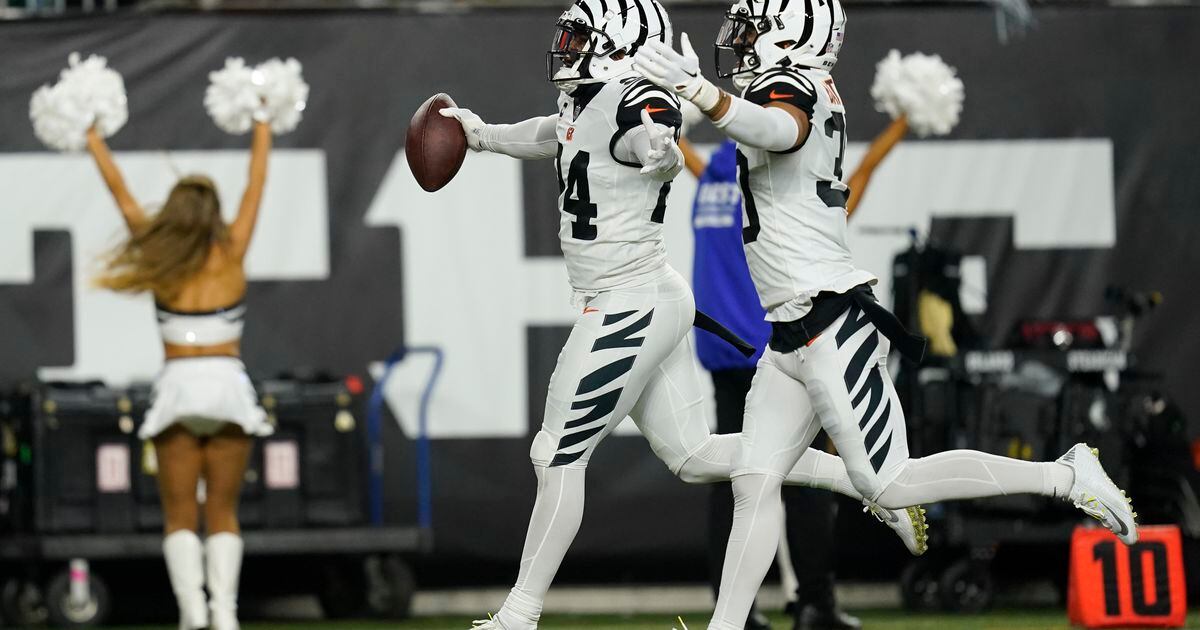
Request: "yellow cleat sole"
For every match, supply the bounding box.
[906,506,929,556]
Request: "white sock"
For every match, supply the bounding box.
[708,473,783,630]
[1044,461,1075,499]
[876,450,1076,508]
[495,588,543,629]
[205,533,243,630]
[495,464,586,630]
[163,530,208,630]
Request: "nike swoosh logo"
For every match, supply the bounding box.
[644,105,668,114]
[769,90,794,99]
[583,307,600,314]
[1099,499,1130,536]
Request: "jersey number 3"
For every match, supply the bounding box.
[817,111,849,209]
[740,111,849,244]
[737,149,760,244]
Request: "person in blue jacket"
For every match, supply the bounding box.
[683,115,909,630]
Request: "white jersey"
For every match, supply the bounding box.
[553,73,682,294]
[736,66,876,322]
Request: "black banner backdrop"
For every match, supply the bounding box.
[1,6,1198,581]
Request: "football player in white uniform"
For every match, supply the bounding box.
[439,0,927,627]
[633,1,1139,627]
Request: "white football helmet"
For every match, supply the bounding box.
[715,0,846,89]
[548,0,673,93]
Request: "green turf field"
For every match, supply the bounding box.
[119,609,1200,629]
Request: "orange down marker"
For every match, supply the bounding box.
[1067,525,1186,628]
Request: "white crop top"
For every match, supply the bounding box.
[156,301,245,346]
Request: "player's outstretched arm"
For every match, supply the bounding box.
[229,120,273,261]
[439,108,558,160]
[85,126,146,230]
[845,116,908,217]
[633,33,807,153]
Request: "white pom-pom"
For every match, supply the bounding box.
[28,52,128,152]
[29,84,87,152]
[870,50,965,137]
[205,57,308,135]
[204,57,261,135]
[255,57,308,134]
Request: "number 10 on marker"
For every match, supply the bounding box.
[1067,525,1186,628]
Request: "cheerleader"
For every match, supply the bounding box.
[87,120,271,630]
[32,53,307,630]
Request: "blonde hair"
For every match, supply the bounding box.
[96,175,229,300]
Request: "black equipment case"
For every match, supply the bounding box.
[29,377,367,534]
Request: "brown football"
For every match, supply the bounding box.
[405,93,468,193]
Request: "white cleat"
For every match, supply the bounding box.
[1058,443,1139,545]
[864,501,928,556]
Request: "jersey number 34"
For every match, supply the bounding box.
[558,149,672,241]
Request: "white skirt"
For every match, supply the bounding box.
[139,356,273,439]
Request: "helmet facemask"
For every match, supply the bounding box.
[715,8,766,88]
[549,1,670,94]
[715,0,847,92]
[548,17,612,92]
[547,10,644,93]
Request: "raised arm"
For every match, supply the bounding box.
[708,93,808,153]
[633,34,809,154]
[677,138,707,179]
[228,120,272,260]
[86,127,145,230]
[846,116,908,217]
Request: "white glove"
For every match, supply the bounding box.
[438,107,486,151]
[632,33,722,112]
[636,108,682,180]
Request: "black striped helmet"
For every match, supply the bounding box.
[716,0,846,86]
[548,0,673,91]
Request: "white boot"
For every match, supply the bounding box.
[206,533,244,630]
[1058,443,1139,544]
[163,530,208,630]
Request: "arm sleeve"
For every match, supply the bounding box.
[712,70,818,153]
[477,115,559,160]
[610,79,683,167]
